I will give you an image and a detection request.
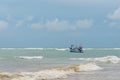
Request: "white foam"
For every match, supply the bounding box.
[69,57,97,61]
[70,56,120,63]
[23,48,44,50]
[55,48,67,51]
[0,63,102,80]
[84,48,120,50]
[56,63,102,72]
[79,63,103,71]
[1,48,16,50]
[84,48,95,50]
[18,56,43,60]
[94,56,120,63]
[113,48,120,50]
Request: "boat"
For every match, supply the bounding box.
[69,45,83,53]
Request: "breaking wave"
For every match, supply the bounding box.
[84,48,120,50]
[1,48,16,50]
[18,56,43,60]
[1,48,120,51]
[55,48,68,51]
[23,48,44,50]
[0,63,102,80]
[0,48,68,51]
[70,56,120,63]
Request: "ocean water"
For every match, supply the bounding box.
[0,48,120,80]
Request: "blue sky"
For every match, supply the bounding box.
[0,0,120,48]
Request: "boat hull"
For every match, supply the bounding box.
[70,49,83,53]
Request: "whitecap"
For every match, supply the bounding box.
[79,63,103,71]
[70,56,120,64]
[23,48,44,50]
[0,63,102,80]
[18,56,43,60]
[1,48,16,50]
[55,48,67,51]
[94,56,120,63]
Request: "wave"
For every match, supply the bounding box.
[84,48,120,50]
[0,48,44,50]
[0,48,16,50]
[70,56,120,64]
[55,48,68,51]
[1,48,120,51]
[18,56,43,60]
[0,48,68,51]
[0,63,102,80]
[113,48,120,50]
[23,48,44,50]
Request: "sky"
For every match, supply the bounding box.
[0,0,120,48]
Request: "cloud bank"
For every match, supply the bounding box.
[108,7,120,20]
[0,21,8,29]
[30,19,93,31]
[107,7,120,27]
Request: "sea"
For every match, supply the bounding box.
[0,48,120,80]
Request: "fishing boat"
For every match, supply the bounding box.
[69,45,83,53]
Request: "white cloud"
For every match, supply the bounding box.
[75,19,93,28]
[46,19,70,31]
[0,21,8,29]
[107,7,120,27]
[27,16,34,21]
[15,20,24,27]
[30,19,93,31]
[0,17,93,31]
[109,22,117,27]
[108,7,120,19]
[52,0,114,6]
[6,15,11,21]
[30,23,43,29]
[46,19,93,31]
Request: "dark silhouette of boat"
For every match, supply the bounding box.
[69,45,83,53]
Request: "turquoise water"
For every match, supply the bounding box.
[0,48,120,71]
[0,48,120,80]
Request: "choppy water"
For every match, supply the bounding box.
[0,48,120,80]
